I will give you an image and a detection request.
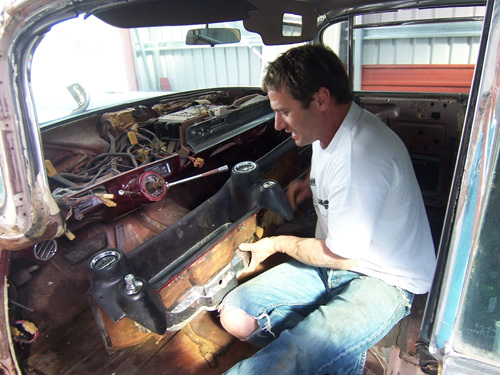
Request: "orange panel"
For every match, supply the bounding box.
[361,64,475,93]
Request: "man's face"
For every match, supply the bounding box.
[268,89,319,147]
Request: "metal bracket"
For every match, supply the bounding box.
[166,249,250,331]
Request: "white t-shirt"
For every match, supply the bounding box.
[310,103,436,294]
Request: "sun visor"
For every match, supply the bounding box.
[244,0,319,45]
[92,0,256,28]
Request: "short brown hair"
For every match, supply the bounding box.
[262,45,353,108]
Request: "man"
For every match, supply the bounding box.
[219,44,436,374]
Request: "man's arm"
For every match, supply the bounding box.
[286,172,312,212]
[239,235,358,272]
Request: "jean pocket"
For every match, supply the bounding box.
[397,287,414,317]
[326,269,360,290]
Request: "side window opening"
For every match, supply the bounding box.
[322,6,485,94]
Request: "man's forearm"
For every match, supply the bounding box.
[271,235,357,270]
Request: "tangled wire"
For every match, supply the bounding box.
[52,127,168,191]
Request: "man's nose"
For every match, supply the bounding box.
[274,113,286,131]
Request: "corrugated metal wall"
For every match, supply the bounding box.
[130,23,264,92]
[358,7,485,64]
[351,6,485,90]
[358,23,482,65]
[359,6,485,24]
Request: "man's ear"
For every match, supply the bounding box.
[315,87,331,110]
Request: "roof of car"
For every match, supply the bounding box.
[92,0,487,44]
[2,0,488,46]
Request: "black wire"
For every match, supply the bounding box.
[57,173,91,182]
[54,128,166,191]
[107,129,116,154]
[139,127,162,149]
[85,152,138,170]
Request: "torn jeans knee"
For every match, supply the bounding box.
[218,260,336,348]
[219,303,276,347]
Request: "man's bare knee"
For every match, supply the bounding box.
[220,306,259,340]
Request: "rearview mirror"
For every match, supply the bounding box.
[186,28,241,46]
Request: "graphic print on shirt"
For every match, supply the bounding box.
[318,199,329,209]
[310,177,329,210]
[310,177,319,212]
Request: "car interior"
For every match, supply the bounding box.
[3,1,489,374]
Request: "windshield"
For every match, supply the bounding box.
[31,16,277,125]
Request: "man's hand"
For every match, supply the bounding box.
[286,176,312,212]
[239,237,277,272]
[239,235,358,272]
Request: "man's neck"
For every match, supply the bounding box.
[319,102,352,149]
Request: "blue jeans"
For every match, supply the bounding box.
[221,260,413,375]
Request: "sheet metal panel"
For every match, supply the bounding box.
[131,23,264,92]
[358,6,484,66]
[361,64,475,93]
[360,25,482,65]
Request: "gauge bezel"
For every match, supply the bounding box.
[90,249,122,270]
[233,161,257,174]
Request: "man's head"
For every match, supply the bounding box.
[262,44,353,108]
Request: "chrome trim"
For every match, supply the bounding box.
[166,249,250,331]
[34,239,58,261]
[89,249,122,270]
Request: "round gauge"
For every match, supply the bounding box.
[90,250,122,270]
[233,161,257,173]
